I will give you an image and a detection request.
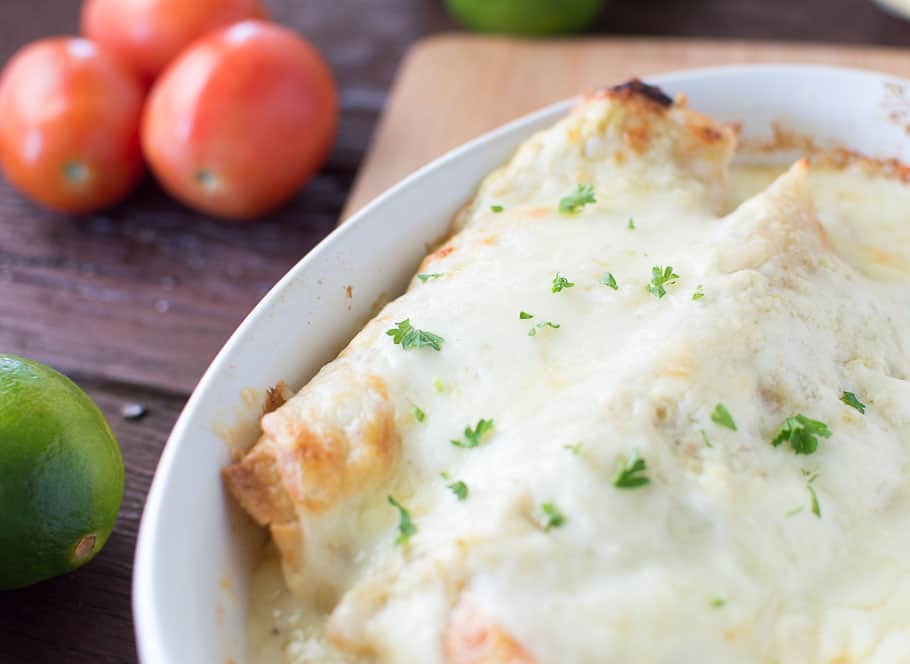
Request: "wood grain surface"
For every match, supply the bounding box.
[3,0,910,662]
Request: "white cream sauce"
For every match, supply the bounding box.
[247,153,910,664]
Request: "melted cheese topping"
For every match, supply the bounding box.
[244,93,910,664]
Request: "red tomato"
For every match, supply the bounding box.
[81,0,267,82]
[142,21,338,221]
[0,38,145,214]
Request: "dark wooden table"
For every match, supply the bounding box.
[2,1,910,662]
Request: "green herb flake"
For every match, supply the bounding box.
[771,415,831,455]
[540,502,566,530]
[387,495,417,546]
[386,319,444,351]
[558,184,596,215]
[710,595,727,609]
[692,284,704,301]
[451,418,495,449]
[613,450,650,489]
[628,217,636,230]
[490,205,504,213]
[808,483,821,518]
[417,273,443,283]
[601,272,618,290]
[710,403,737,431]
[440,471,450,480]
[646,265,680,299]
[528,321,560,336]
[521,309,559,335]
[433,377,446,393]
[412,405,426,423]
[448,481,469,501]
[552,273,575,293]
[564,442,584,455]
[785,505,804,517]
[840,391,866,414]
[701,429,712,448]
[802,469,821,518]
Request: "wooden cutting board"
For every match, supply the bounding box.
[341,34,910,219]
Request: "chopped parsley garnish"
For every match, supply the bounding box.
[520,310,559,335]
[387,496,416,546]
[386,319,444,351]
[786,505,804,517]
[802,469,821,518]
[540,502,566,530]
[490,204,504,213]
[448,480,469,501]
[840,391,866,414]
[552,273,575,293]
[564,442,584,455]
[628,217,636,230]
[600,272,618,290]
[710,595,727,609]
[710,403,737,431]
[808,483,821,518]
[701,429,712,448]
[433,377,446,393]
[613,451,650,488]
[412,405,426,422]
[771,415,831,455]
[646,266,680,299]
[528,321,560,336]
[692,284,704,301]
[558,184,596,214]
[417,273,443,283]
[451,418,495,449]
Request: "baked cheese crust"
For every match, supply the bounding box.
[226,80,910,663]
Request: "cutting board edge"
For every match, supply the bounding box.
[340,34,910,220]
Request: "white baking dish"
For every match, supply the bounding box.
[132,64,910,663]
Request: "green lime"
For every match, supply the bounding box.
[0,355,124,590]
[445,0,606,34]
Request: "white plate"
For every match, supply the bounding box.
[132,64,910,663]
